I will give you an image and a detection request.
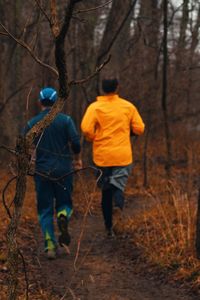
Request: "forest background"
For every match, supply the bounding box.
[0,0,200,299]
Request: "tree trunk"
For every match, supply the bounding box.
[6,1,79,298]
[95,0,137,93]
[7,137,30,300]
[196,189,200,259]
[176,0,189,70]
[162,0,172,178]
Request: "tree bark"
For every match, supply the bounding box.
[7,137,30,300]
[176,0,189,70]
[196,189,200,259]
[162,0,172,178]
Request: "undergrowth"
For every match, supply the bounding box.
[125,181,200,291]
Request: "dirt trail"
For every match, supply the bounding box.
[36,208,198,300]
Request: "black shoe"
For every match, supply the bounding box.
[58,214,71,247]
[112,207,124,235]
[106,228,115,238]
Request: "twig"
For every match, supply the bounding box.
[0,23,58,77]
[20,10,34,41]
[70,55,111,85]
[73,0,112,15]
[34,0,51,25]
[0,31,9,36]
[67,288,77,300]
[60,235,97,300]
[62,244,71,255]
[2,176,17,219]
[30,166,100,181]
[73,170,102,270]
[25,86,33,123]
[18,249,29,300]
[60,169,102,300]
[0,77,37,115]
[36,256,42,268]
[73,191,92,270]
[0,145,16,155]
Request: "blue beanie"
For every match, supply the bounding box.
[39,87,58,102]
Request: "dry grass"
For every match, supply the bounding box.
[120,137,200,291]
[124,139,200,290]
[0,137,200,297]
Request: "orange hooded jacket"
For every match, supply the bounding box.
[81,94,145,167]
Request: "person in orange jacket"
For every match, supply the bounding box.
[81,79,145,236]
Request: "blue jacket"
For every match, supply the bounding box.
[26,109,81,177]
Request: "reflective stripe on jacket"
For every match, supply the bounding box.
[81,94,145,167]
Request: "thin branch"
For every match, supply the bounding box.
[2,176,17,219]
[30,166,100,181]
[70,55,111,85]
[73,171,102,270]
[20,9,35,41]
[25,87,33,124]
[34,0,51,25]
[0,31,8,36]
[73,0,112,15]
[0,145,16,155]
[0,78,36,114]
[0,23,58,77]
[60,172,101,300]
[18,249,29,300]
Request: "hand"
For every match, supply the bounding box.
[73,158,83,170]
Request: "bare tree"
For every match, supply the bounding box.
[1,1,109,299]
[162,0,172,177]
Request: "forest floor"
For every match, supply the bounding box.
[0,171,200,299]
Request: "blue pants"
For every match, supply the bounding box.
[34,174,73,251]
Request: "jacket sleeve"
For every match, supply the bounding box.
[67,117,81,154]
[131,106,145,136]
[81,105,97,141]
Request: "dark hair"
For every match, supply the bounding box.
[102,79,119,93]
[40,99,54,107]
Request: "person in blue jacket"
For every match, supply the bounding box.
[25,87,82,259]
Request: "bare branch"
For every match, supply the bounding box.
[18,249,29,300]
[2,176,17,219]
[0,31,8,36]
[0,145,16,155]
[0,78,36,114]
[25,87,33,124]
[70,55,111,85]
[0,23,58,77]
[29,166,100,181]
[35,0,51,25]
[73,0,112,15]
